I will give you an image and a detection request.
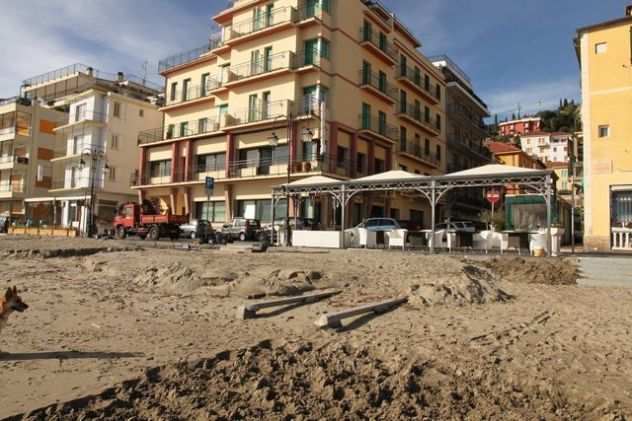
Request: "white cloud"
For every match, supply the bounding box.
[483,77,581,116]
[0,0,214,97]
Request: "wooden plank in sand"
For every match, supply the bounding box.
[314,297,408,329]
[237,290,341,320]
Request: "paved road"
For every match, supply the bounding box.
[578,256,632,288]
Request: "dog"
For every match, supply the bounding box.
[0,287,29,346]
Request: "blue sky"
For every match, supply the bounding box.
[0,0,628,117]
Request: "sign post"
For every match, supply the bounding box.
[486,189,502,230]
[205,177,214,220]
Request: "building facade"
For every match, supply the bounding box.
[0,97,66,220]
[431,55,491,221]
[519,132,574,163]
[16,64,162,233]
[498,117,542,137]
[576,6,632,251]
[136,0,447,229]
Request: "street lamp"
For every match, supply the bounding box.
[79,148,108,238]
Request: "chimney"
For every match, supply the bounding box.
[117,72,125,82]
[627,5,632,16]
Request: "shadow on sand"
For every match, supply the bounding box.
[0,350,143,362]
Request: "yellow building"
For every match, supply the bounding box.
[576,6,632,251]
[136,0,446,228]
[0,97,66,220]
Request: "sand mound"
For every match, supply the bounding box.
[408,264,512,306]
[482,257,578,286]
[233,269,332,298]
[133,263,207,293]
[20,341,612,420]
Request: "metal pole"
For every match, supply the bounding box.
[545,175,553,257]
[271,193,276,246]
[430,181,436,253]
[570,157,576,254]
[286,114,293,247]
[340,186,346,249]
[87,153,97,238]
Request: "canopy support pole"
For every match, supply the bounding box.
[340,185,346,249]
[430,180,436,254]
[271,192,276,246]
[545,174,553,257]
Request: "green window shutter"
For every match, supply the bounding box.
[320,39,331,59]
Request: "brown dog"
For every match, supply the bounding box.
[0,287,29,345]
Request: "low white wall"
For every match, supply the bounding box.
[293,230,342,249]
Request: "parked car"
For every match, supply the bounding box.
[180,219,212,239]
[435,221,476,233]
[0,216,8,233]
[221,218,263,241]
[356,218,401,232]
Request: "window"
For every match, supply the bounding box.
[182,79,191,101]
[400,126,407,151]
[599,125,610,138]
[400,90,407,113]
[303,141,318,161]
[195,201,226,223]
[424,106,430,123]
[378,71,387,93]
[198,118,209,134]
[361,103,371,129]
[595,42,608,54]
[424,138,430,155]
[337,146,347,167]
[320,38,331,59]
[356,153,366,173]
[197,152,226,173]
[72,136,81,155]
[180,121,189,137]
[378,111,387,135]
[108,166,116,182]
[236,199,283,222]
[362,61,371,85]
[75,103,87,122]
[374,158,385,173]
[436,144,441,161]
[139,109,144,117]
[149,160,171,177]
[435,84,441,101]
[399,165,407,172]
[111,134,119,150]
[201,73,210,96]
[113,102,121,118]
[167,124,175,139]
[424,74,430,91]
[436,114,442,130]
[170,82,177,101]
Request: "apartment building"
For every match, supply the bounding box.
[0,97,66,220]
[519,132,574,163]
[18,64,162,234]
[498,116,542,137]
[136,0,446,228]
[430,55,491,221]
[576,5,632,251]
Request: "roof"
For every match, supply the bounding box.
[547,162,570,169]
[486,141,521,154]
[521,131,572,138]
[576,15,632,34]
[498,117,541,126]
[351,170,425,183]
[284,176,342,187]
[446,164,547,177]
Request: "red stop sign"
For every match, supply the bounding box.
[486,191,501,205]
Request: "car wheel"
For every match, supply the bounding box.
[115,226,126,240]
[147,225,160,241]
[239,232,246,242]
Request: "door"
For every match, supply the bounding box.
[259,148,272,175]
[248,94,259,122]
[253,8,263,31]
[306,0,317,18]
[263,47,273,72]
[262,91,271,119]
[303,85,317,114]
[265,4,274,26]
[250,50,261,76]
[304,39,318,66]
[362,61,371,85]
[362,103,371,129]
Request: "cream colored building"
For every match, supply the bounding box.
[18,65,162,233]
[137,0,446,228]
[576,6,632,251]
[0,97,66,220]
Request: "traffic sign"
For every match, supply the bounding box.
[205,176,215,192]
[486,190,502,205]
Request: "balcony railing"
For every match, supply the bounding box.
[397,103,440,134]
[296,48,329,69]
[398,63,440,102]
[71,110,108,124]
[359,70,398,102]
[0,181,25,193]
[226,51,295,83]
[225,7,298,41]
[299,3,329,21]
[225,99,293,127]
[158,35,224,73]
[138,118,223,145]
[359,114,398,141]
[398,140,440,166]
[166,78,223,106]
[54,142,105,159]
[359,27,398,61]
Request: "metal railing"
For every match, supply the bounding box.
[359,70,398,101]
[71,110,108,124]
[226,99,293,127]
[359,27,398,61]
[397,103,440,134]
[54,142,105,159]
[138,118,223,145]
[227,51,295,83]
[0,124,31,138]
[0,181,25,193]
[225,7,298,40]
[158,35,224,73]
[398,63,440,101]
[359,114,398,140]
[427,54,472,85]
[299,3,329,20]
[0,155,27,165]
[398,140,440,166]
[296,48,328,68]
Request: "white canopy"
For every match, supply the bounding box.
[284,175,343,187]
[351,170,426,183]
[446,164,546,177]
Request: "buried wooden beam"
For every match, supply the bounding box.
[314,297,408,329]
[237,290,341,320]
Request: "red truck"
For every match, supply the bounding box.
[113,201,188,241]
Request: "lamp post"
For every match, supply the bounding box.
[79,148,108,238]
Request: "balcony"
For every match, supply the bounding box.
[397,63,440,105]
[163,78,223,108]
[0,181,25,198]
[295,48,330,72]
[0,155,29,170]
[138,118,223,146]
[359,114,398,142]
[158,35,224,74]
[397,140,440,168]
[225,7,298,44]
[396,103,440,136]
[225,51,295,87]
[58,111,107,132]
[225,99,293,129]
[359,27,398,64]
[298,3,331,25]
[359,70,398,104]
[0,125,31,142]
[52,142,105,161]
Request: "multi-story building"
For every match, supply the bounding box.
[498,116,542,137]
[0,97,66,220]
[136,0,446,229]
[576,5,632,251]
[18,64,162,234]
[519,131,574,163]
[430,55,491,221]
